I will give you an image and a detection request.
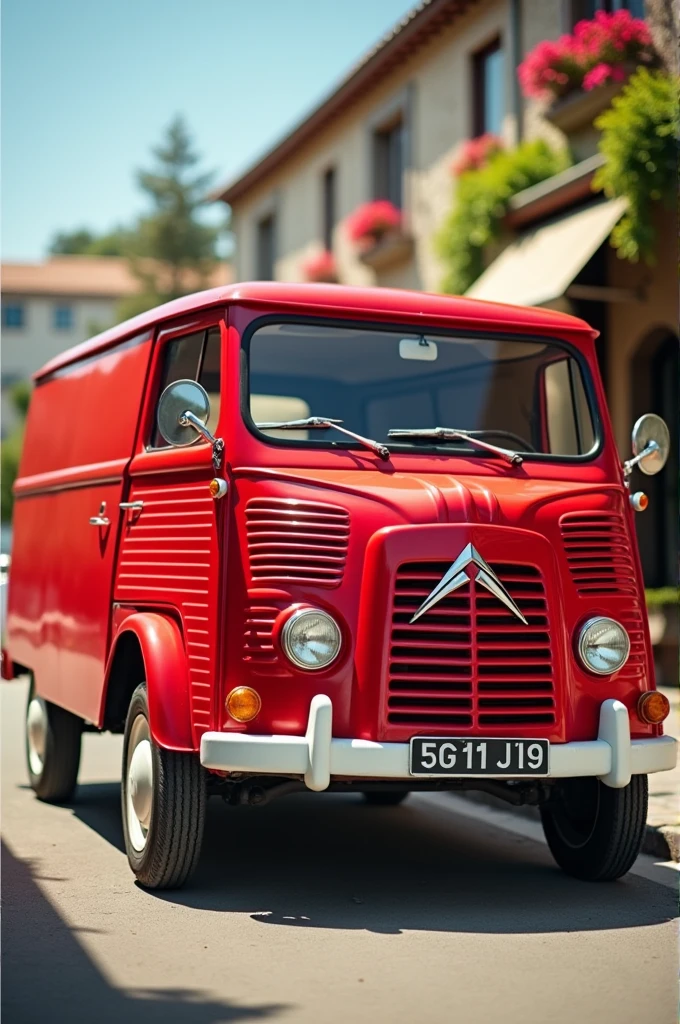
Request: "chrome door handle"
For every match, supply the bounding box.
[119,501,144,511]
[89,501,110,527]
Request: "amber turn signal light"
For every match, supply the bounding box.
[630,491,648,512]
[226,686,261,722]
[209,477,228,499]
[637,691,670,725]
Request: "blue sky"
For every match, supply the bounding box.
[1,0,414,260]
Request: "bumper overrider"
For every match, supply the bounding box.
[200,696,677,792]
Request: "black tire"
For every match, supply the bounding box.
[25,678,82,803]
[540,775,648,881]
[362,790,409,806]
[121,683,206,890]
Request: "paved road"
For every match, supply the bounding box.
[3,678,677,1024]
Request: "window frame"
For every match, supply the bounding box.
[53,304,74,330]
[472,35,505,138]
[2,302,25,329]
[256,212,276,280]
[322,166,337,251]
[239,313,604,465]
[566,0,645,27]
[372,113,405,209]
[145,317,224,452]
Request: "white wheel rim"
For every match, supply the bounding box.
[27,697,48,777]
[126,714,153,852]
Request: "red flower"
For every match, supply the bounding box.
[451,134,503,176]
[345,200,402,246]
[518,11,654,101]
[302,249,337,282]
[583,62,627,91]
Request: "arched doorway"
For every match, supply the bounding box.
[631,329,678,588]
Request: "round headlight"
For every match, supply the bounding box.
[578,617,630,675]
[281,609,342,670]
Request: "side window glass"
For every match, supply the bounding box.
[544,357,595,455]
[198,327,221,436]
[151,328,221,448]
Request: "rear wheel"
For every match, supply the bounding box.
[121,683,206,890]
[540,775,647,881]
[362,791,409,806]
[25,678,82,803]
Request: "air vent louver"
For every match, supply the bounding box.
[245,498,349,587]
[560,511,637,596]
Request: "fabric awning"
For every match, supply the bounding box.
[465,197,628,308]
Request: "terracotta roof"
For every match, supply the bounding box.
[2,255,230,299]
[211,0,476,205]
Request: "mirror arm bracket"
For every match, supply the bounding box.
[180,410,224,471]
[623,439,659,478]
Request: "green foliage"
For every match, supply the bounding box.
[49,226,130,257]
[1,382,31,524]
[437,140,571,294]
[117,116,225,321]
[645,587,680,607]
[593,68,679,262]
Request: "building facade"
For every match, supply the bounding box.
[1,256,140,436]
[213,0,675,601]
[1,255,230,436]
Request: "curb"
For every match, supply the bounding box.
[454,790,680,862]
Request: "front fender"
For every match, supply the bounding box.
[102,612,194,751]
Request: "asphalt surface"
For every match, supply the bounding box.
[2,678,678,1024]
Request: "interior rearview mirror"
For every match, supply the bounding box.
[629,413,670,476]
[157,379,211,448]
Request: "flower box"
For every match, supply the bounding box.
[544,77,626,134]
[358,229,414,272]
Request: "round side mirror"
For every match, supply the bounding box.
[157,379,210,447]
[631,413,670,476]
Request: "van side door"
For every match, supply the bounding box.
[113,314,226,748]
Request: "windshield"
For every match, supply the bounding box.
[246,322,598,458]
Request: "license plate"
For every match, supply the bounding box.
[409,737,549,777]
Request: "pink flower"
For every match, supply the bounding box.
[582,62,628,91]
[345,200,401,246]
[518,11,654,100]
[451,134,503,176]
[302,250,337,282]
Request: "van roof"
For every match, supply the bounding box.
[35,282,597,379]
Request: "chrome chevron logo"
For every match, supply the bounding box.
[409,543,528,625]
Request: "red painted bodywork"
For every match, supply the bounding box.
[6,283,660,760]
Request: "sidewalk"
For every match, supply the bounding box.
[645,686,679,859]
[457,686,680,862]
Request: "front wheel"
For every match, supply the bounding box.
[121,683,206,890]
[26,679,82,802]
[540,775,647,881]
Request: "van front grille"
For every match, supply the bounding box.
[388,562,555,731]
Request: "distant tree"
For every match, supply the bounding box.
[1,381,31,524]
[49,226,129,257]
[117,116,223,320]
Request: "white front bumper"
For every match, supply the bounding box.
[200,696,677,792]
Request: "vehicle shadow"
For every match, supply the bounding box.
[1,838,291,1023]
[68,782,677,935]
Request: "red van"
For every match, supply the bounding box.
[4,283,675,889]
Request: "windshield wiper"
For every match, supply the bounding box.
[387,427,523,466]
[256,416,390,461]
